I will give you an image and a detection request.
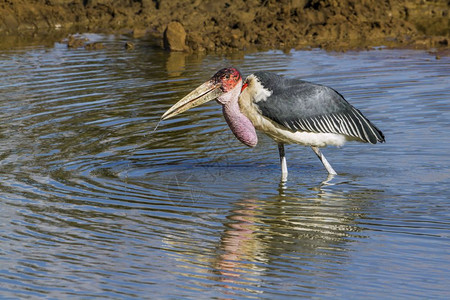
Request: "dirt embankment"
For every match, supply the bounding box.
[0,0,448,52]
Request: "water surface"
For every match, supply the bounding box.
[0,34,449,298]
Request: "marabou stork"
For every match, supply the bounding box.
[162,67,384,180]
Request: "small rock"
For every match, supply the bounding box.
[125,42,135,50]
[163,21,187,52]
[85,42,104,50]
[67,35,87,48]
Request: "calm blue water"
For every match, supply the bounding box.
[0,34,449,299]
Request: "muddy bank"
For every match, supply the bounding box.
[0,0,448,52]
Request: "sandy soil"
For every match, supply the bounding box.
[0,0,448,52]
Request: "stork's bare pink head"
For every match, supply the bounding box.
[211,67,242,93]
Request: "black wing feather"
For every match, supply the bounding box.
[253,72,385,144]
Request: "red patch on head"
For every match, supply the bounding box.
[212,67,242,92]
[241,82,248,92]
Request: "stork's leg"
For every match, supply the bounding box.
[278,143,288,181]
[311,146,337,175]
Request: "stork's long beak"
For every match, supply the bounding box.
[161,80,223,120]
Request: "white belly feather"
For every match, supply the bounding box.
[238,89,347,148]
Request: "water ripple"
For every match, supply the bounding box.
[0,35,449,298]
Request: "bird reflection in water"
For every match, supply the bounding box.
[212,176,379,295]
[213,198,267,294]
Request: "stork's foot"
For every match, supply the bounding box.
[311,146,337,175]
